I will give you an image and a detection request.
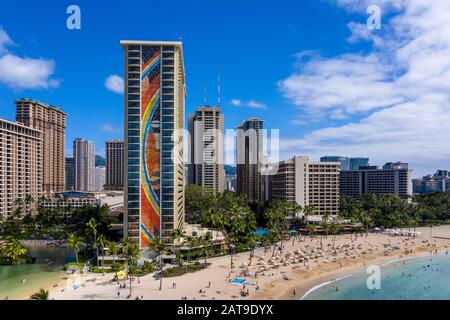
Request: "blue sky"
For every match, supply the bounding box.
[1,0,449,177]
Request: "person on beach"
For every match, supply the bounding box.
[292,289,296,297]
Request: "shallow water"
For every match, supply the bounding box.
[0,246,75,300]
[304,253,450,300]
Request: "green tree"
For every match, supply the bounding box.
[123,242,141,298]
[148,236,168,291]
[1,237,28,264]
[67,234,83,264]
[29,289,49,300]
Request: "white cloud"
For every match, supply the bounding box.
[0,27,15,53]
[0,27,59,91]
[100,124,123,133]
[230,98,267,109]
[347,22,384,46]
[0,54,59,90]
[278,0,450,177]
[105,75,124,94]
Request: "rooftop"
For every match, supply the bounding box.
[15,98,66,114]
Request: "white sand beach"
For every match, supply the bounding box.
[45,226,450,300]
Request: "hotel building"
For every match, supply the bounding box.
[15,98,66,194]
[121,40,186,247]
[65,157,75,191]
[236,118,264,203]
[73,138,95,192]
[0,119,43,217]
[105,140,124,190]
[340,162,413,201]
[271,156,340,216]
[94,166,106,192]
[188,106,224,194]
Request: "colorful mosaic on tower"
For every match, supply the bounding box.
[140,45,161,246]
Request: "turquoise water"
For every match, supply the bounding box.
[0,246,75,300]
[304,253,450,300]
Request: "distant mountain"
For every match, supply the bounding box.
[95,155,105,167]
[224,165,236,176]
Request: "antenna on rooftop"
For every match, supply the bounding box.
[204,82,207,106]
[218,73,221,110]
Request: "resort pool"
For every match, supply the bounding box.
[254,230,268,236]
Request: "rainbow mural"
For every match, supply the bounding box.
[140,46,161,246]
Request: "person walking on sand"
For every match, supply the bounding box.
[292,289,296,297]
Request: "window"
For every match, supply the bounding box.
[128,144,139,151]
[128,158,139,165]
[128,129,139,136]
[128,59,140,65]
[128,187,140,194]
[128,109,140,115]
[128,201,140,208]
[128,94,140,101]
[128,179,139,186]
[128,137,139,143]
[128,123,139,129]
[128,173,139,180]
[162,122,174,129]
[128,116,139,122]
[128,165,139,172]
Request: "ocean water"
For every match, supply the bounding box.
[304,253,450,300]
[0,246,75,300]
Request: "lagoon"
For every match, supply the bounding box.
[0,246,75,300]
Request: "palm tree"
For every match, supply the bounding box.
[148,236,168,291]
[1,237,28,264]
[86,218,99,266]
[95,234,107,268]
[67,234,83,264]
[307,224,317,238]
[171,228,186,254]
[106,240,120,265]
[106,240,121,282]
[29,289,49,300]
[303,205,315,226]
[123,242,141,298]
[225,233,236,269]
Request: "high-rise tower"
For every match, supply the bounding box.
[236,118,264,203]
[73,138,95,192]
[121,41,186,247]
[188,106,224,194]
[16,98,66,194]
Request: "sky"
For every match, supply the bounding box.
[0,0,449,177]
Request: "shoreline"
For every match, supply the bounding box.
[42,226,450,301]
[295,249,446,300]
[259,245,449,301]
